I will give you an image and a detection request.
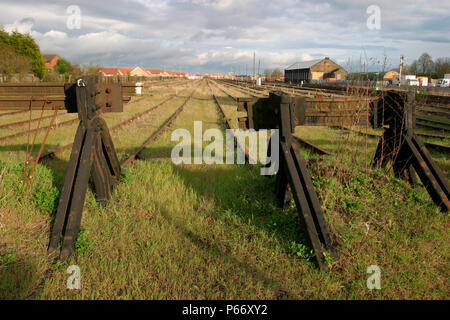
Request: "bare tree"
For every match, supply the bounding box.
[264,68,273,77]
[271,68,283,78]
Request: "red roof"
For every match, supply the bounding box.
[100,68,121,75]
[119,68,133,74]
[146,69,164,75]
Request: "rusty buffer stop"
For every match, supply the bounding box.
[47,76,124,260]
[237,90,449,270]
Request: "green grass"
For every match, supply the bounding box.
[0,79,448,300]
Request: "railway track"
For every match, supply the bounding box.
[0,112,72,129]
[0,117,78,142]
[207,79,252,162]
[334,126,450,154]
[217,80,262,98]
[0,110,28,118]
[210,79,332,157]
[34,82,199,163]
[122,83,199,166]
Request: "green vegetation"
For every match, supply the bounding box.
[54,58,72,78]
[0,30,45,78]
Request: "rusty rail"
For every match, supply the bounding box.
[0,117,78,142]
[35,94,179,162]
[122,83,199,166]
[210,79,332,157]
[207,79,252,162]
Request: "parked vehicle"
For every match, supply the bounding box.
[436,78,450,87]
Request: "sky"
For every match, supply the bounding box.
[1,0,449,74]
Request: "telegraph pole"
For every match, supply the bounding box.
[253,52,256,79]
[399,55,404,80]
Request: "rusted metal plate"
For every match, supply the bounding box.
[237,91,374,129]
[0,82,134,112]
[96,83,123,113]
[0,83,65,96]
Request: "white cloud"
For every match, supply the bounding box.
[0,0,449,73]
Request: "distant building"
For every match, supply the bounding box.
[43,54,60,69]
[129,66,150,77]
[284,57,348,83]
[383,70,399,81]
[99,66,186,78]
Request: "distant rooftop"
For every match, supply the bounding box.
[285,59,323,70]
[43,54,59,62]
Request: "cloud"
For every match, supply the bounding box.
[0,0,449,73]
[4,17,35,33]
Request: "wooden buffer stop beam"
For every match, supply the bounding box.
[237,91,347,270]
[237,89,449,270]
[42,76,123,260]
[0,76,126,260]
[371,89,449,212]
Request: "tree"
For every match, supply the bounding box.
[264,68,273,77]
[54,58,72,75]
[81,63,101,75]
[434,57,450,78]
[406,61,418,75]
[0,43,32,80]
[417,52,434,75]
[0,30,45,78]
[271,68,283,78]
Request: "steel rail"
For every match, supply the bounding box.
[209,79,332,157]
[0,118,78,142]
[334,126,450,154]
[207,79,256,163]
[122,82,200,166]
[35,94,177,162]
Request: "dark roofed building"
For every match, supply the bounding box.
[285,57,348,83]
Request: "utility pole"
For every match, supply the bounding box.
[253,52,256,79]
[399,55,404,80]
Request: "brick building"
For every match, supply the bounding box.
[284,57,348,83]
[43,54,60,70]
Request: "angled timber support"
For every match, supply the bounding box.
[48,76,122,260]
[237,92,336,270]
[371,89,449,212]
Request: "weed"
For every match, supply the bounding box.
[75,227,93,255]
[31,186,59,214]
[0,253,18,265]
[289,241,315,261]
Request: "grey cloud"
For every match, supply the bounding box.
[0,0,449,73]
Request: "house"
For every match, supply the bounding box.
[284,57,348,83]
[43,54,60,69]
[146,69,166,77]
[129,66,150,77]
[119,68,134,75]
[99,68,122,76]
